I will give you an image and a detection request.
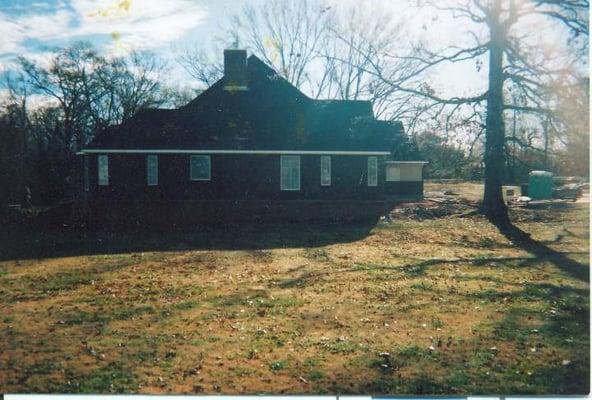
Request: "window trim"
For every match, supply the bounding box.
[146,155,158,186]
[367,156,378,187]
[320,155,331,186]
[280,155,301,191]
[190,155,211,181]
[98,155,109,186]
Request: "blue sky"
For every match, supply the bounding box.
[0,0,238,76]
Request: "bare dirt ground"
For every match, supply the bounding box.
[0,182,589,394]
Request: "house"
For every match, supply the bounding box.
[78,49,426,224]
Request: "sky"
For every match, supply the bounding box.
[0,0,224,71]
[0,0,493,96]
[1,0,582,109]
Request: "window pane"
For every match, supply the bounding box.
[98,155,109,186]
[147,155,158,186]
[320,156,331,186]
[281,157,290,188]
[281,155,300,191]
[386,164,401,182]
[368,156,378,187]
[292,159,300,189]
[190,155,211,181]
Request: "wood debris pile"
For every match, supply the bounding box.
[389,193,478,220]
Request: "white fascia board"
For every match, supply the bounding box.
[78,149,391,156]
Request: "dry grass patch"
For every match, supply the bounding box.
[0,184,589,394]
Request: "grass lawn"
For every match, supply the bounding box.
[0,182,589,394]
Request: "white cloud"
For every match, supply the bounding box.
[0,50,56,74]
[28,93,60,110]
[72,0,209,54]
[0,0,209,62]
[22,8,75,43]
[0,89,58,110]
[0,14,27,55]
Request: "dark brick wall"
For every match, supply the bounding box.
[87,153,387,201]
[87,199,394,226]
[384,181,424,201]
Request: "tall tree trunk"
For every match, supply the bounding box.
[482,2,509,222]
[17,103,27,206]
[543,111,550,170]
[508,107,517,183]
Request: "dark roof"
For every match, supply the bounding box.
[86,54,401,152]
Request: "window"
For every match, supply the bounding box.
[386,164,401,182]
[190,155,211,181]
[320,156,331,186]
[83,156,89,191]
[367,156,378,187]
[98,155,109,186]
[147,155,158,186]
[280,155,300,191]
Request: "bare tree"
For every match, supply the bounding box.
[0,72,31,205]
[19,43,99,150]
[345,0,588,221]
[177,46,224,89]
[14,43,167,202]
[20,43,167,148]
[550,75,590,176]
[327,3,454,130]
[95,50,167,125]
[320,4,416,117]
[178,0,342,95]
[225,0,333,92]
[178,0,426,127]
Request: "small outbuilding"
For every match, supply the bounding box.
[78,49,426,223]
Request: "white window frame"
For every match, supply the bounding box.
[146,155,158,186]
[190,155,211,181]
[367,156,378,187]
[280,155,301,191]
[320,155,331,186]
[98,155,109,186]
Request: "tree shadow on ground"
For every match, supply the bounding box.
[274,213,590,289]
[489,218,589,282]
[275,249,590,289]
[0,218,379,262]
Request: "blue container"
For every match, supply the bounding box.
[528,170,553,199]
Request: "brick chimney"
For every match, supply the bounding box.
[223,49,248,91]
